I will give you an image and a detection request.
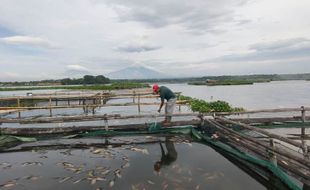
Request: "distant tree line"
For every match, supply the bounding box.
[60,75,110,85]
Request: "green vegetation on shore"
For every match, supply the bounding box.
[188,79,271,86]
[0,82,150,91]
[179,95,244,113]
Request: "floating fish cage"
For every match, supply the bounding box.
[0,91,309,190]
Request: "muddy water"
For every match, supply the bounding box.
[0,135,285,190]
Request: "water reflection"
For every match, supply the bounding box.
[154,137,178,172]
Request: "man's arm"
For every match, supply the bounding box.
[158,99,164,113]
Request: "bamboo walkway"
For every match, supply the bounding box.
[0,91,309,188]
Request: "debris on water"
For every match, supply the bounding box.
[195,184,200,189]
[96,187,103,190]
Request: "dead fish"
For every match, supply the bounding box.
[188,170,192,176]
[101,169,111,175]
[59,176,72,183]
[122,156,129,161]
[27,176,41,181]
[63,162,75,168]
[130,147,149,155]
[109,180,115,187]
[132,185,139,190]
[92,149,103,154]
[40,156,48,159]
[183,142,192,147]
[121,162,130,168]
[195,185,200,190]
[73,179,83,184]
[114,169,122,178]
[88,170,95,177]
[163,183,169,190]
[147,180,155,185]
[281,160,288,165]
[2,165,12,169]
[1,182,16,188]
[0,162,10,166]
[89,177,105,185]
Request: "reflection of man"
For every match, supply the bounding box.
[154,137,178,172]
[152,84,176,123]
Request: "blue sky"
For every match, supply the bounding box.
[0,0,310,81]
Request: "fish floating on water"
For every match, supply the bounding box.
[22,162,43,167]
[130,147,149,155]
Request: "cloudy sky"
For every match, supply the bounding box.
[0,0,310,81]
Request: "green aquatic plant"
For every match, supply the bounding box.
[179,95,244,113]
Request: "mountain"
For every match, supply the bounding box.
[63,69,92,78]
[106,66,168,79]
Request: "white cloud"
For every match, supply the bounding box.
[0,35,59,49]
[0,0,310,80]
[66,64,89,71]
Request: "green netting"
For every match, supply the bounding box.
[0,135,36,148]
[0,124,301,190]
[190,129,301,190]
[254,121,310,129]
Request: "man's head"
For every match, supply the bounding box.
[152,84,159,94]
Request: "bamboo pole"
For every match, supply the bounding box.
[49,97,52,117]
[205,119,310,168]
[0,112,200,124]
[138,94,141,113]
[0,101,189,110]
[268,139,277,166]
[17,98,21,118]
[0,120,200,136]
[216,116,310,153]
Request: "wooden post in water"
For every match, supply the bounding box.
[138,94,141,113]
[17,98,21,118]
[301,106,308,156]
[67,99,70,105]
[133,90,136,103]
[92,98,96,114]
[268,139,277,166]
[178,93,181,111]
[49,97,52,117]
[301,106,306,136]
